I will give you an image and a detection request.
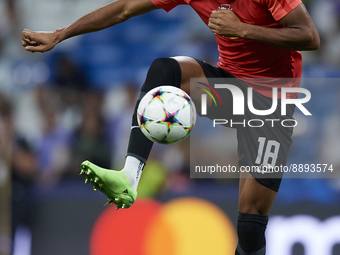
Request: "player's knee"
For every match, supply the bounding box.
[239,204,266,216]
[149,58,177,74]
[141,58,181,92]
[236,212,268,255]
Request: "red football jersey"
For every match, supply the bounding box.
[150,0,302,98]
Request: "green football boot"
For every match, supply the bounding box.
[80,160,137,209]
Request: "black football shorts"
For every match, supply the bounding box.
[194,59,296,192]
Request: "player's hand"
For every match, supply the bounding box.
[208,9,244,38]
[22,29,60,53]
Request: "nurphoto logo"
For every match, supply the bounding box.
[197,82,311,128]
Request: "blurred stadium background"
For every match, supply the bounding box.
[0,0,340,254]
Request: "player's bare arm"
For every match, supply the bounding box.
[208,3,320,51]
[22,0,158,53]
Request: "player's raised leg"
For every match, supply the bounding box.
[80,56,206,209]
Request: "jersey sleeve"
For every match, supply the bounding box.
[261,0,302,21]
[150,0,191,12]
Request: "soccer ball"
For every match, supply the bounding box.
[137,86,196,144]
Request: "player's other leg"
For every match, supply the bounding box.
[80,57,206,209]
[235,99,294,254]
[235,173,276,255]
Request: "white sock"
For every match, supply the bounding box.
[122,156,145,191]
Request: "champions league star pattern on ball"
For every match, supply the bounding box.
[137,86,196,144]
